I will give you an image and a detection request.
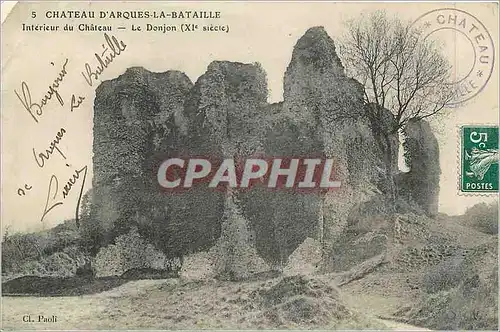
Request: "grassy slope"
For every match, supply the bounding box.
[340,213,498,330]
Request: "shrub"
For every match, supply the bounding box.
[404,265,498,330]
[463,202,498,235]
[93,227,175,277]
[422,255,474,294]
[2,233,45,273]
[2,221,80,276]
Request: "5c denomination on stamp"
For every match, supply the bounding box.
[460,125,498,193]
[414,8,495,106]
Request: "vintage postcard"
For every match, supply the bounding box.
[1,1,498,330]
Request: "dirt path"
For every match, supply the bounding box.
[376,318,430,331]
[2,277,429,330]
[341,292,430,331]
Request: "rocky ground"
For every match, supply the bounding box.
[11,215,496,327]
[2,275,427,330]
[2,209,498,331]
[2,210,498,331]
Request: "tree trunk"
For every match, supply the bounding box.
[369,114,398,206]
[382,132,397,206]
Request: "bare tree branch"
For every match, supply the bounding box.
[339,11,456,132]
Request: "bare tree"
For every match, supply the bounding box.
[339,11,456,133]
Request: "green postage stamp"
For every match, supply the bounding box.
[460,126,499,193]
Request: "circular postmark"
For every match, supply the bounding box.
[414,8,495,106]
